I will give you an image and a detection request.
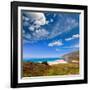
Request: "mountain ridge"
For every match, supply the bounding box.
[62,50,79,62]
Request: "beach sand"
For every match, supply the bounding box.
[47,60,67,65]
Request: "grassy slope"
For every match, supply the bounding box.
[47,63,79,76]
[22,62,79,77]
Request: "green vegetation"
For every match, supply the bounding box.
[22,62,50,77]
[22,62,79,77]
[47,63,79,76]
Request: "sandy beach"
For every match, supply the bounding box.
[47,60,67,65]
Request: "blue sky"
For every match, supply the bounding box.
[22,11,80,59]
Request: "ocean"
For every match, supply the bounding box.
[23,57,64,63]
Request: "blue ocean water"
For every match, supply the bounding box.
[23,57,64,63]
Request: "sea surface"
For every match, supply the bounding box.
[23,57,64,63]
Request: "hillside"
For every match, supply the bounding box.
[62,51,79,62]
[22,62,79,77]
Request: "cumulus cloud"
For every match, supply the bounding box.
[34,29,49,38]
[50,18,54,22]
[73,34,79,38]
[25,12,46,26]
[23,21,29,26]
[48,40,63,47]
[45,20,49,24]
[28,26,35,31]
[22,12,50,42]
[65,34,79,41]
[45,18,54,25]
[23,33,32,39]
[23,16,29,21]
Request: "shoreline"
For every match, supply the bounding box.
[23,59,68,65]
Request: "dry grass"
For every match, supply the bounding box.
[22,61,79,77]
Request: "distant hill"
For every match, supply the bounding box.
[62,51,79,62]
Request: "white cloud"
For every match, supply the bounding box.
[53,14,56,17]
[23,21,29,26]
[45,18,54,25]
[25,12,46,26]
[22,29,25,34]
[23,33,31,39]
[65,34,79,41]
[65,37,73,41]
[23,12,50,42]
[36,29,49,36]
[45,20,49,24]
[73,34,79,38]
[33,29,49,39]
[28,26,35,31]
[23,16,29,21]
[48,40,63,47]
[50,18,54,22]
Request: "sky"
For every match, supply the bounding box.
[22,10,80,59]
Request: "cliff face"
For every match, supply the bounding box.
[62,51,79,62]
